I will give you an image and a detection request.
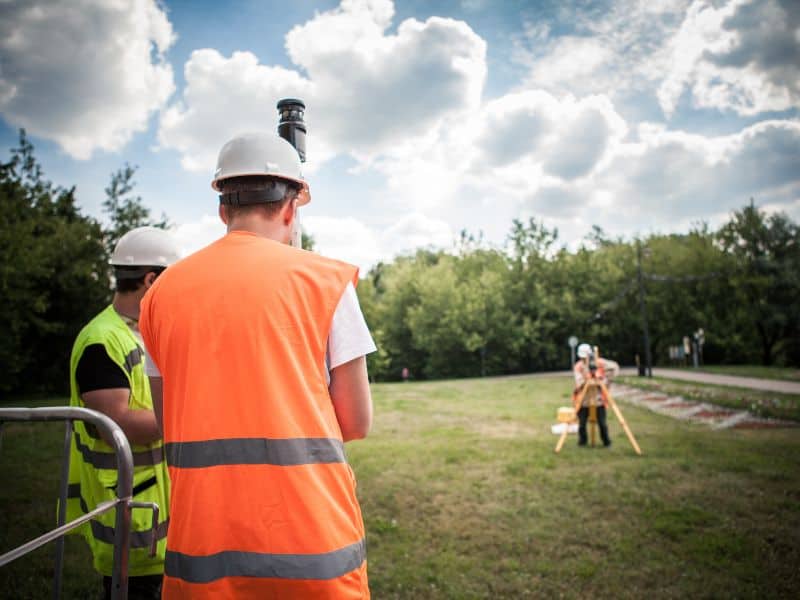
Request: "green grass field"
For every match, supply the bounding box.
[2,375,800,598]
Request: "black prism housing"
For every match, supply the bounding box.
[277,98,306,163]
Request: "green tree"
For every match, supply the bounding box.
[301,229,316,251]
[0,130,109,394]
[355,275,390,381]
[717,200,800,365]
[354,202,799,380]
[556,239,636,366]
[103,163,168,255]
[505,218,568,371]
[367,253,433,380]
[387,245,520,379]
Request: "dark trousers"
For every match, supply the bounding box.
[578,406,610,446]
[103,575,162,600]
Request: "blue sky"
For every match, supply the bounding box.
[1,0,798,272]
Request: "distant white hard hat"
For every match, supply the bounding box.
[110,226,181,268]
[211,133,309,206]
[577,343,593,359]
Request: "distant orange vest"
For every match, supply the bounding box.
[140,231,368,599]
[573,360,609,408]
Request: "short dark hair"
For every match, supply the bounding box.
[114,266,166,293]
[218,175,300,219]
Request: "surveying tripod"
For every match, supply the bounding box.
[554,355,642,455]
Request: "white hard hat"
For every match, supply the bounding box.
[211,133,309,206]
[110,226,181,268]
[577,343,593,359]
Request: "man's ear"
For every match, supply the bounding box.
[219,203,229,225]
[143,271,158,289]
[282,198,298,226]
[296,182,311,206]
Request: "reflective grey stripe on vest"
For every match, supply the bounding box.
[74,428,164,469]
[123,347,144,375]
[90,517,169,548]
[67,483,82,499]
[165,538,366,583]
[70,481,164,536]
[165,437,346,469]
[66,483,91,514]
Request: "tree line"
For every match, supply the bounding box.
[1,132,166,395]
[1,131,798,394]
[357,207,800,381]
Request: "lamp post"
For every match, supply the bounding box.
[694,328,705,367]
[568,335,578,368]
[636,239,653,377]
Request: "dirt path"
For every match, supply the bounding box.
[511,368,800,394]
[649,368,800,394]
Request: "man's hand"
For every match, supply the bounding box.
[329,355,372,442]
[149,376,164,436]
[81,388,161,446]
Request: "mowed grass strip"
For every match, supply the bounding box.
[617,375,800,422]
[3,375,800,599]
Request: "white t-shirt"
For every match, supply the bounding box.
[144,282,376,382]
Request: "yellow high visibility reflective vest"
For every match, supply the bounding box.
[65,304,169,577]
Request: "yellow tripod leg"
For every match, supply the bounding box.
[573,382,590,414]
[554,424,570,453]
[602,383,642,455]
[555,383,589,454]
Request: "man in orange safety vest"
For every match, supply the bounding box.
[140,131,375,598]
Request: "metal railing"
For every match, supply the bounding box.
[0,406,159,600]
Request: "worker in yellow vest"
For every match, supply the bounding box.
[67,226,181,599]
[140,133,375,598]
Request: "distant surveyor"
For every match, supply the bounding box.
[573,343,620,447]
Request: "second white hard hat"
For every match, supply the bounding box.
[577,343,593,359]
[211,133,309,206]
[110,226,182,268]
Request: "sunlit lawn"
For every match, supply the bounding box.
[2,375,799,598]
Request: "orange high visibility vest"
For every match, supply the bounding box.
[573,361,608,408]
[140,231,368,599]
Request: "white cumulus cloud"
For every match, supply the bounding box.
[383,213,454,256]
[303,212,454,272]
[157,49,313,172]
[302,215,382,273]
[171,214,226,257]
[515,1,690,101]
[350,89,629,222]
[523,118,800,232]
[470,91,628,187]
[0,0,175,159]
[658,0,800,116]
[157,0,486,174]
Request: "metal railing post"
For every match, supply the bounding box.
[53,420,73,600]
[0,407,138,600]
[108,425,133,600]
